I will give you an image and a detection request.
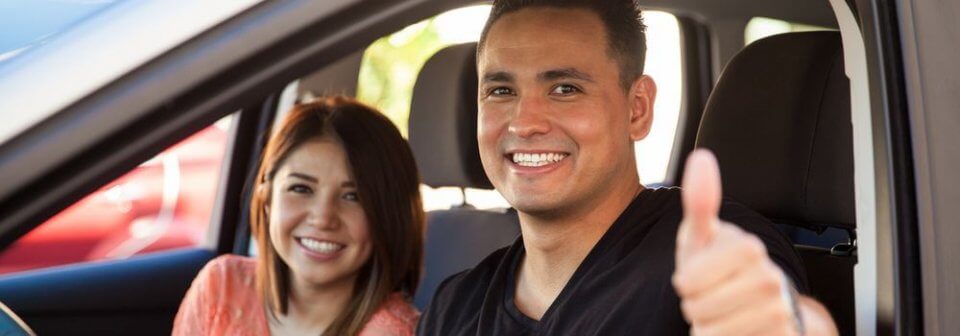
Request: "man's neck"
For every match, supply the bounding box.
[514,182,643,320]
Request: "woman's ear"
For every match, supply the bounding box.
[628,75,657,141]
[258,181,272,215]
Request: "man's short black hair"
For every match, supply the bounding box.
[477,0,647,91]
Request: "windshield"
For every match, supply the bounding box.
[0,0,123,64]
[0,0,260,146]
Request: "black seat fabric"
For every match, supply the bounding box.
[409,43,492,190]
[695,31,855,335]
[408,42,520,310]
[697,31,854,231]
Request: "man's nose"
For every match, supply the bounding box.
[508,95,551,138]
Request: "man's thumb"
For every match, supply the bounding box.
[679,149,722,251]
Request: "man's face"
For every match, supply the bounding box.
[477,7,654,218]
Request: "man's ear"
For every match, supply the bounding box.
[628,75,657,141]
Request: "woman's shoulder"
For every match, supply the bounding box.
[174,254,263,335]
[205,254,256,272]
[360,293,420,336]
[195,254,257,289]
[378,293,420,326]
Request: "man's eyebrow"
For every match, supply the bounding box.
[482,71,514,83]
[287,172,318,183]
[539,68,594,82]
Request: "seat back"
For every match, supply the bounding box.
[408,42,520,310]
[695,31,855,335]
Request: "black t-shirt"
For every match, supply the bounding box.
[416,187,808,335]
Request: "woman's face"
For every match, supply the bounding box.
[268,138,372,290]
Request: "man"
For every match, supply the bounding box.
[418,0,838,334]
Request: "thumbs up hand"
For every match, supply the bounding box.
[673,149,809,335]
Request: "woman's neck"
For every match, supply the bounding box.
[269,275,357,335]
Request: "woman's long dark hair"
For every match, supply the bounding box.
[249,96,424,335]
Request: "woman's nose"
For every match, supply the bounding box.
[306,196,340,230]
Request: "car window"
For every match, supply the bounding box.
[744,17,833,46]
[0,0,123,64]
[356,6,683,210]
[0,1,260,146]
[0,116,234,276]
[632,11,682,186]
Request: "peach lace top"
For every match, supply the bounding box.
[173,255,419,336]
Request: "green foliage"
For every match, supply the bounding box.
[357,18,453,138]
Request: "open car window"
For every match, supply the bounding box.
[745,16,834,46]
[0,116,234,276]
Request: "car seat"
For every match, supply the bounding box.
[695,31,856,335]
[407,42,521,310]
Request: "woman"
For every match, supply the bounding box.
[174,96,424,335]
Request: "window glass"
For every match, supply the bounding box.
[0,116,233,275]
[0,0,123,64]
[357,5,490,138]
[357,6,683,209]
[745,17,834,46]
[634,11,682,185]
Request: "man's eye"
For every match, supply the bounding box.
[287,184,313,194]
[551,84,581,95]
[342,191,360,202]
[488,87,514,96]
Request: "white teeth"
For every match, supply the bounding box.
[511,152,568,167]
[299,238,344,253]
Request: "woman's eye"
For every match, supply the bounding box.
[342,191,360,202]
[287,184,313,194]
[551,84,581,95]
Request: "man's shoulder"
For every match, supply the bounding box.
[417,245,515,336]
[716,197,810,292]
[635,187,808,291]
[644,186,773,228]
[433,244,512,303]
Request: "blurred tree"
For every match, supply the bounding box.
[357,19,449,138]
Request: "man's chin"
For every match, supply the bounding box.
[508,196,568,219]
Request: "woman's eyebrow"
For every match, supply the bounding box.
[287,172,318,183]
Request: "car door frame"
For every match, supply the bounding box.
[0,0,476,333]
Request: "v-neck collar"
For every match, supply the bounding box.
[501,188,657,330]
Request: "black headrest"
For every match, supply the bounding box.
[409,42,492,189]
[696,31,854,230]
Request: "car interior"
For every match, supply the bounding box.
[407,42,522,310]
[0,0,912,334]
[695,30,855,335]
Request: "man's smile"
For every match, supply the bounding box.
[507,151,569,167]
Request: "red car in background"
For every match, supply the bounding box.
[0,124,228,274]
